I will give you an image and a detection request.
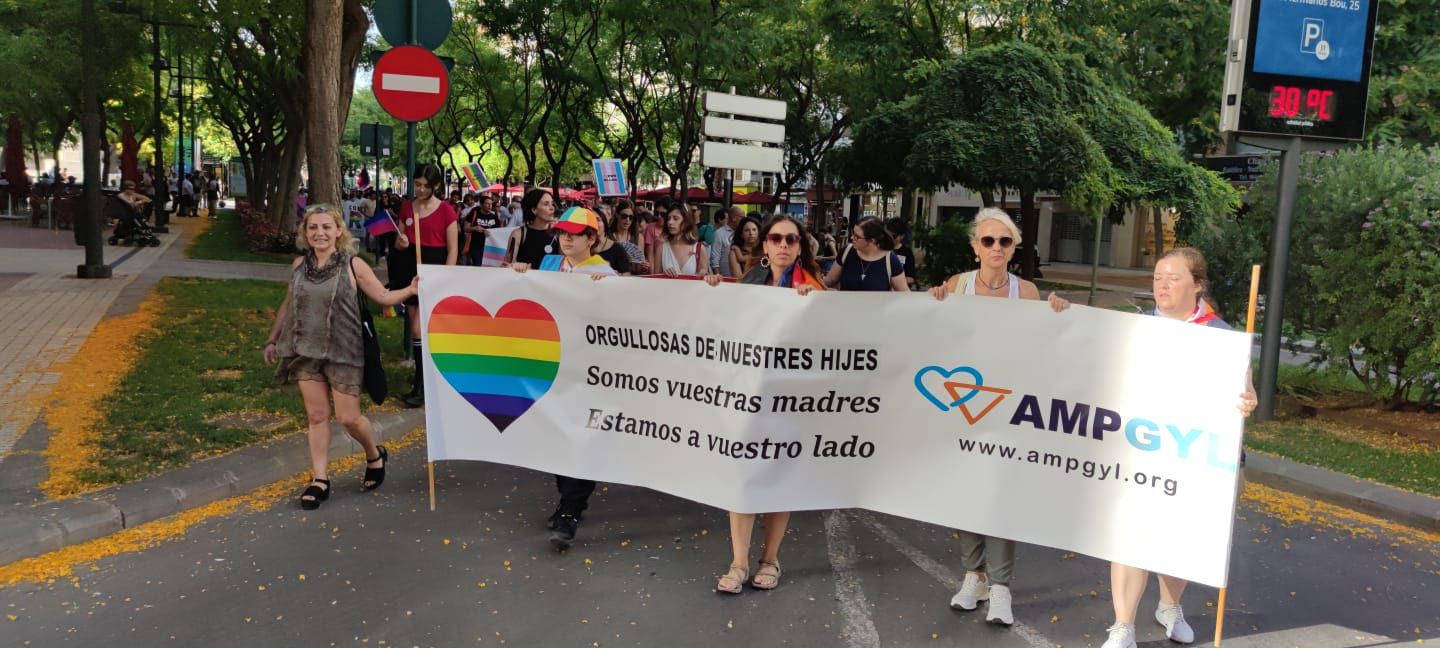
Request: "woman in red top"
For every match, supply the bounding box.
[392,163,458,408]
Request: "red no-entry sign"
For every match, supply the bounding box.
[373,46,450,122]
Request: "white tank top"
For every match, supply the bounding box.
[959,271,1021,299]
[661,241,700,275]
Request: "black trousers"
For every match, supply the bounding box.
[554,475,596,515]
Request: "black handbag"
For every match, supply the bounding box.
[354,266,389,404]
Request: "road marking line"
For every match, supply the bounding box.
[381,73,440,94]
[850,511,1056,648]
[823,511,881,648]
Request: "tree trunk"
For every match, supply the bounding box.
[1152,206,1165,260]
[335,0,368,135]
[28,122,42,180]
[303,0,343,206]
[1019,188,1039,280]
[267,132,305,228]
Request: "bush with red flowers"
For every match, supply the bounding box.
[238,207,296,254]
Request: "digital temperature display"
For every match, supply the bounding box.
[1266,85,1335,122]
[1222,0,1379,141]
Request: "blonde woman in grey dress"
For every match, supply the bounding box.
[264,205,417,509]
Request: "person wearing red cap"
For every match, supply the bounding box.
[512,206,617,277]
[511,206,614,548]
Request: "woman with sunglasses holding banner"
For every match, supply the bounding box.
[928,208,1069,626]
[702,215,825,594]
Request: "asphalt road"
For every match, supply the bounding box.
[2,442,1436,647]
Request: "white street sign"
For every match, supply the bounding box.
[704,92,786,120]
[381,73,442,94]
[703,116,785,144]
[702,141,784,173]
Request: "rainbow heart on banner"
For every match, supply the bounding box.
[427,297,560,432]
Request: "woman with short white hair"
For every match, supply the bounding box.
[928,207,1068,625]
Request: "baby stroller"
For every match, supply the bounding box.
[106,195,161,247]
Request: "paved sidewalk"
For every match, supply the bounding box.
[0,224,178,456]
[0,217,291,458]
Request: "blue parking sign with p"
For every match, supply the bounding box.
[1252,0,1369,82]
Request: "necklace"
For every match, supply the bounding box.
[859,258,878,281]
[979,271,1009,291]
[303,250,345,283]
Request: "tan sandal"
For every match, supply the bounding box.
[751,559,781,590]
[716,564,748,594]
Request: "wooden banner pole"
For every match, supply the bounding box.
[428,461,437,512]
[1216,263,1262,647]
[410,192,435,512]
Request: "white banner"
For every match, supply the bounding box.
[419,266,1252,587]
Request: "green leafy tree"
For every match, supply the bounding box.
[0,0,149,179]
[1366,0,1440,145]
[902,42,1110,279]
[1218,146,1440,407]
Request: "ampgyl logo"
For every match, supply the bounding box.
[914,365,1012,424]
[914,364,1237,473]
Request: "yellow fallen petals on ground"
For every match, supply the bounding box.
[0,476,291,588]
[0,427,426,587]
[1241,482,1440,551]
[40,291,167,499]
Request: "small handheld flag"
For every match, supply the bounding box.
[364,210,399,236]
[461,162,490,192]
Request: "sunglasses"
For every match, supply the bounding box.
[767,233,802,246]
[980,236,1015,249]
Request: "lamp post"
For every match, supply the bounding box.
[148,8,170,232]
[109,0,205,233]
[77,0,110,278]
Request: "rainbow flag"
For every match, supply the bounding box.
[427,298,559,432]
[461,162,490,192]
[365,210,398,236]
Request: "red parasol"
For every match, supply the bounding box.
[4,115,30,201]
[731,191,787,205]
[120,120,140,184]
[482,182,525,196]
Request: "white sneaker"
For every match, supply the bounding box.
[1101,623,1137,648]
[984,584,1013,625]
[948,572,989,611]
[1155,603,1195,643]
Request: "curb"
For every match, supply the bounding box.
[1243,452,1440,532]
[0,409,424,566]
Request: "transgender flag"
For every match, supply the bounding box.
[461,162,490,191]
[592,158,628,196]
[482,226,518,267]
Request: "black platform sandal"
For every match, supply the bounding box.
[362,446,388,491]
[300,478,331,510]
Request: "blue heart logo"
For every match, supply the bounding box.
[914,365,984,412]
